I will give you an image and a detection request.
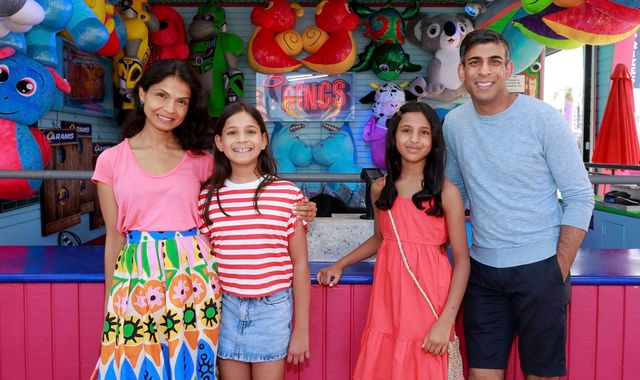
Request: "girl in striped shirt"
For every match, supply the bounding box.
[198,102,311,380]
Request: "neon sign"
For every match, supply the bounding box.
[256,72,355,121]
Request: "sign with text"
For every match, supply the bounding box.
[61,121,92,137]
[44,128,77,145]
[256,72,355,121]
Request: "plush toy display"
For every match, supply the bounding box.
[113,0,159,111]
[0,46,71,200]
[271,122,361,175]
[359,82,416,170]
[350,0,421,81]
[188,2,245,118]
[148,5,189,65]
[406,12,473,102]
[0,0,44,38]
[300,0,360,75]
[247,0,304,73]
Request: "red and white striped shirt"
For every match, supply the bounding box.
[198,177,307,298]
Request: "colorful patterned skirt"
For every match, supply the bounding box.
[92,228,222,380]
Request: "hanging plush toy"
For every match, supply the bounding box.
[405,13,473,102]
[271,122,361,178]
[148,5,189,65]
[359,82,416,170]
[350,0,421,81]
[247,0,304,73]
[0,0,45,38]
[113,0,159,112]
[542,0,640,45]
[188,2,244,118]
[86,0,128,57]
[300,0,360,75]
[0,46,71,200]
[25,0,108,66]
[513,4,584,50]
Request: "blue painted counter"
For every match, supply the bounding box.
[1,245,639,285]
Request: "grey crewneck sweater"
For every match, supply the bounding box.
[444,94,594,268]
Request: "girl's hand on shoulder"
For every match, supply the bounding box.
[422,319,452,357]
[287,328,310,365]
[294,197,317,222]
[316,263,343,287]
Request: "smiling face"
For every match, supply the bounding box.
[458,41,514,115]
[395,111,433,165]
[138,75,191,134]
[215,110,268,171]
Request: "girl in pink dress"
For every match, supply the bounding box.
[318,101,470,379]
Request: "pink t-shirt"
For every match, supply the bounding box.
[92,139,213,235]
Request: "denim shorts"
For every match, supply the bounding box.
[218,288,293,362]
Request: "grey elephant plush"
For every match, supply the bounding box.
[406,13,473,102]
[0,0,44,39]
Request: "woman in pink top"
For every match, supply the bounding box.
[91,60,315,380]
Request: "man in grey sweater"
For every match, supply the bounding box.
[443,29,594,380]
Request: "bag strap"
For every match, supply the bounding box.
[387,209,440,320]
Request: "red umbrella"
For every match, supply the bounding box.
[592,63,640,165]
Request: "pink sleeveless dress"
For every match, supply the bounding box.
[353,197,452,380]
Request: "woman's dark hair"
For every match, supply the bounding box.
[376,101,445,217]
[121,59,213,152]
[201,102,278,223]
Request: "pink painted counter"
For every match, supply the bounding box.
[1,246,639,380]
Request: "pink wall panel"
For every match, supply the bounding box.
[0,283,26,379]
[1,282,640,380]
[568,286,598,380]
[78,284,103,379]
[52,284,80,379]
[595,286,625,380]
[324,285,353,380]
[25,284,53,380]
[622,286,640,380]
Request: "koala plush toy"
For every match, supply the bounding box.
[406,13,473,102]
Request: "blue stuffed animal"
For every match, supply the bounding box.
[270,122,361,192]
[0,46,71,200]
[25,0,108,66]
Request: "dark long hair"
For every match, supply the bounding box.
[121,59,213,152]
[375,101,445,217]
[201,102,278,223]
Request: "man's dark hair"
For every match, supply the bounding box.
[459,29,512,64]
